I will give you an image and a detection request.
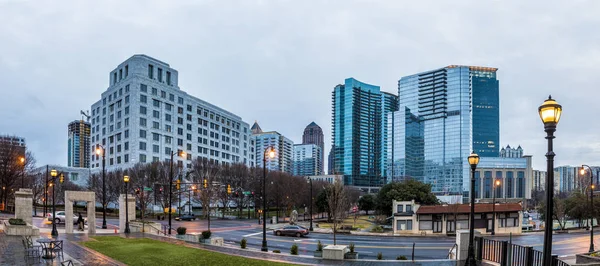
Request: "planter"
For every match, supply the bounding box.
[313,251,323,258]
[2,221,39,236]
[576,252,600,264]
[323,245,348,260]
[344,252,359,260]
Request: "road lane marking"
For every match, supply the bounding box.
[242,232,263,237]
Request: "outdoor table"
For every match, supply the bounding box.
[36,238,61,259]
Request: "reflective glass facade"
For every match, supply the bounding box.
[332,78,396,186]
[388,66,499,195]
[472,71,500,157]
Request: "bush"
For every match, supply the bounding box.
[201,230,212,239]
[371,225,384,233]
[349,242,355,253]
[291,244,298,255]
[377,252,383,260]
[316,240,323,252]
[8,218,26,225]
[240,238,247,249]
[273,250,281,253]
[176,227,187,235]
[396,255,407,260]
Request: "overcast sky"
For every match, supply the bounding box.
[1,0,599,171]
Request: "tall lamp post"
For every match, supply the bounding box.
[124,175,131,234]
[307,177,313,231]
[49,169,64,237]
[465,151,480,266]
[168,150,185,235]
[492,179,501,235]
[95,145,107,229]
[581,165,595,252]
[189,185,196,215]
[538,95,562,266]
[261,146,276,252]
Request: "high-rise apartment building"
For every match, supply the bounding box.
[293,144,322,176]
[90,55,252,171]
[68,120,91,168]
[0,135,26,162]
[302,122,324,175]
[251,122,294,174]
[381,92,399,181]
[388,65,500,195]
[332,78,397,187]
[327,145,335,175]
[532,170,546,191]
[554,165,600,193]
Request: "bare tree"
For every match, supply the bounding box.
[191,158,220,231]
[327,182,350,245]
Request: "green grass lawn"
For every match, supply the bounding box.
[82,236,292,266]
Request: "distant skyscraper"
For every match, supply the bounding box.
[68,120,91,168]
[251,121,294,174]
[293,144,322,176]
[332,78,397,187]
[0,135,26,162]
[381,92,399,182]
[328,145,335,175]
[302,122,324,175]
[532,170,546,191]
[388,65,500,195]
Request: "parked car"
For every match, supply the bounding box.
[46,211,87,224]
[175,214,196,221]
[273,225,309,237]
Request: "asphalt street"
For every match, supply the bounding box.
[24,215,600,260]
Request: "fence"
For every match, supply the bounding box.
[475,237,568,266]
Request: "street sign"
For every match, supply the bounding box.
[143,187,153,192]
[242,191,251,195]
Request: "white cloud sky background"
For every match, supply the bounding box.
[1,0,599,170]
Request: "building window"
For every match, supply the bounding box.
[139,142,147,150]
[141,84,147,92]
[166,71,171,85]
[125,65,128,77]
[153,110,160,118]
[396,220,412,231]
[140,106,147,115]
[153,145,159,153]
[140,154,146,163]
[396,204,403,213]
[148,65,154,79]
[158,68,163,82]
[140,95,147,103]
[139,130,147,138]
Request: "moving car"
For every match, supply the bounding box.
[273,225,309,237]
[175,214,196,221]
[46,211,87,224]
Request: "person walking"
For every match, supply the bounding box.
[77,212,84,231]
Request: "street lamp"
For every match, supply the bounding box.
[262,146,276,252]
[168,150,185,235]
[307,177,313,231]
[49,169,64,237]
[581,165,595,252]
[465,151,480,266]
[96,145,107,229]
[19,156,25,189]
[539,95,562,266]
[189,185,196,215]
[492,179,501,235]
[124,175,131,234]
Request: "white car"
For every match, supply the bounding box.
[46,211,87,224]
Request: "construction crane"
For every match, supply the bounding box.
[80,110,90,122]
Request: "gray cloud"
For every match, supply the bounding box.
[1,0,599,170]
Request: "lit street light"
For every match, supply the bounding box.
[465,151,480,266]
[580,165,595,253]
[539,95,562,266]
[261,146,276,252]
[492,179,501,235]
[124,175,131,234]
[168,150,185,235]
[49,169,64,237]
[95,145,107,229]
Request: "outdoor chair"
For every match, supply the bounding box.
[61,260,74,266]
[24,236,42,251]
[21,239,41,262]
[50,240,64,259]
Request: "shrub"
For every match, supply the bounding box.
[8,218,26,225]
[371,225,384,233]
[201,230,212,239]
[349,242,355,253]
[316,240,323,251]
[176,227,187,235]
[377,252,383,260]
[240,238,247,249]
[291,244,299,255]
[396,255,407,260]
[273,250,281,253]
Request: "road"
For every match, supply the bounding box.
[20,214,600,260]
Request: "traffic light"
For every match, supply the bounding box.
[227,184,231,194]
[176,179,181,190]
[159,186,163,194]
[203,179,208,188]
[135,188,140,195]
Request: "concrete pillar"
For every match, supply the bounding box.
[456,229,481,261]
[119,194,135,233]
[14,189,33,225]
[87,201,96,234]
[65,200,73,233]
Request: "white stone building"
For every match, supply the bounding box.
[250,122,293,174]
[89,55,252,171]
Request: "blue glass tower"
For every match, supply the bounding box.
[332,78,397,187]
[388,66,499,195]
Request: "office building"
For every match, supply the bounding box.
[474,155,533,202]
[0,135,26,159]
[293,144,322,176]
[90,55,252,171]
[554,165,600,193]
[332,78,397,187]
[251,122,293,174]
[327,145,335,175]
[500,145,523,158]
[381,92,399,182]
[532,170,546,192]
[302,122,324,175]
[32,165,91,188]
[307,174,343,184]
[68,120,91,168]
[388,65,500,195]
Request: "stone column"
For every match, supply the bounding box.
[456,229,481,261]
[14,189,33,225]
[65,200,73,234]
[119,194,135,233]
[87,200,96,234]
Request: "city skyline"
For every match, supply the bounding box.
[1,1,599,171]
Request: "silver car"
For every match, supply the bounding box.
[46,211,87,224]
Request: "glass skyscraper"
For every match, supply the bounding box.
[332,78,397,187]
[388,65,499,195]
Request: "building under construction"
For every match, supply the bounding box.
[68,120,91,168]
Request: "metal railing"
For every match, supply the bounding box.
[475,237,569,266]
